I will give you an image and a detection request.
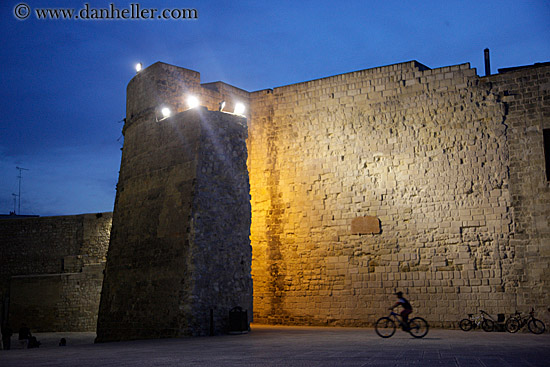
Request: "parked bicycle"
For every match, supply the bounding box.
[375,310,429,338]
[459,310,495,332]
[505,308,546,334]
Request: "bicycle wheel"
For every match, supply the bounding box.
[481,319,495,332]
[459,319,473,331]
[527,319,545,335]
[375,317,396,338]
[505,317,520,333]
[409,317,429,338]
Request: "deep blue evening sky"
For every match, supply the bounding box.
[1,0,549,216]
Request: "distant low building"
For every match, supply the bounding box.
[0,213,112,332]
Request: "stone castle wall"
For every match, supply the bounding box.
[0,213,112,331]
[109,60,548,331]
[1,60,547,334]
[246,61,549,327]
[96,63,252,341]
[482,65,550,310]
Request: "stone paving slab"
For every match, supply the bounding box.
[1,325,549,366]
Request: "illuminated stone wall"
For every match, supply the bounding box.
[96,63,252,341]
[247,61,550,328]
[2,61,547,333]
[2,61,547,334]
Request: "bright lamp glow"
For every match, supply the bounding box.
[187,96,200,109]
[135,63,142,73]
[234,102,245,115]
[161,107,171,118]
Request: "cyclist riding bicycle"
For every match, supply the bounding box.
[390,291,413,330]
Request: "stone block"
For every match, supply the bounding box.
[351,216,381,234]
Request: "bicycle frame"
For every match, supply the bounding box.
[464,310,494,324]
[508,309,538,330]
[514,313,530,328]
[466,313,484,327]
[387,310,408,328]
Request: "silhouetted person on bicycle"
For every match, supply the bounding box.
[390,292,412,331]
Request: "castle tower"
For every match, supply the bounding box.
[96,63,252,341]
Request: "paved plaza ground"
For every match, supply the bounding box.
[1,324,549,366]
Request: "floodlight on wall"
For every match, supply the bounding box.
[234,102,245,115]
[161,107,171,119]
[156,106,172,122]
[135,63,142,73]
[187,96,200,109]
[219,101,226,112]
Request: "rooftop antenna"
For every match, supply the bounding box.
[16,166,29,215]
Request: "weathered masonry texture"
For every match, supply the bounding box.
[0,213,112,331]
[1,60,548,335]
[110,61,548,331]
[246,61,550,328]
[484,66,550,309]
[96,63,252,341]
